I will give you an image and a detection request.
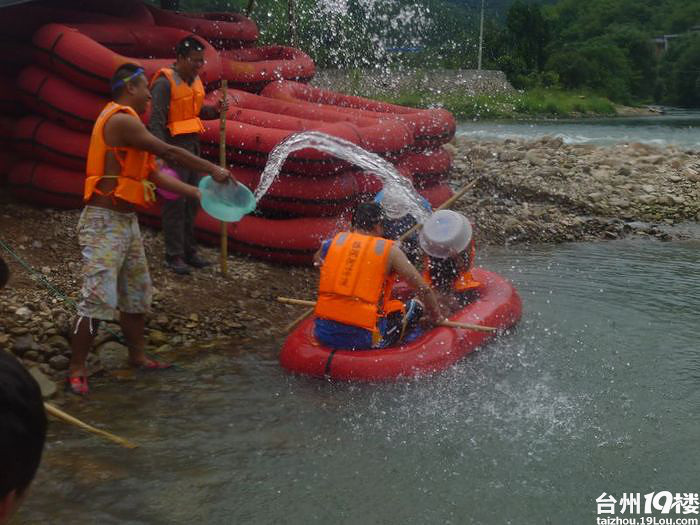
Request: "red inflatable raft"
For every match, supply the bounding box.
[233,167,358,217]
[261,80,456,148]
[220,46,315,91]
[201,117,412,176]
[8,161,83,209]
[32,23,221,94]
[146,5,259,47]
[17,66,108,132]
[13,115,89,171]
[280,268,522,380]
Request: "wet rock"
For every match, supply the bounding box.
[498,150,525,162]
[23,350,39,362]
[45,335,70,353]
[15,306,32,318]
[48,355,69,371]
[609,198,631,209]
[525,151,544,166]
[636,194,656,205]
[148,330,168,344]
[28,367,57,399]
[12,334,37,356]
[96,341,129,370]
[533,167,561,179]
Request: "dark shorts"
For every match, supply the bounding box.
[314,299,425,350]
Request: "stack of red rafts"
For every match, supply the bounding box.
[2,0,457,265]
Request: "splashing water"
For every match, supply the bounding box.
[253,131,432,222]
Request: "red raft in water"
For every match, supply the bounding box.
[280,268,522,381]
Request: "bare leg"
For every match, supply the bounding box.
[120,312,171,368]
[120,312,149,366]
[69,317,99,377]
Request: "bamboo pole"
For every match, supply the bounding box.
[276,297,496,332]
[219,79,228,276]
[44,403,139,449]
[282,177,483,333]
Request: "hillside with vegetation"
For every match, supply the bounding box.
[166,0,700,107]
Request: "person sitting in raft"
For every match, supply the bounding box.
[419,210,482,311]
[373,189,432,265]
[313,202,444,350]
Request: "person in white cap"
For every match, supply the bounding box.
[374,189,432,265]
[419,210,482,310]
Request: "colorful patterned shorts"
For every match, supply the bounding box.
[76,206,152,321]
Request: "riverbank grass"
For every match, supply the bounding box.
[383,88,617,119]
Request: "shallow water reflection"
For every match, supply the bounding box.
[20,238,700,524]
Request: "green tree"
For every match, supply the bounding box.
[505,0,551,71]
[662,36,700,107]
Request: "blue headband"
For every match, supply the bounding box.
[111,67,145,90]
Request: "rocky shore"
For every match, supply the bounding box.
[1,137,698,398]
[448,136,700,244]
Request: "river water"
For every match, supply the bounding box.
[457,109,700,149]
[19,237,699,525]
[18,115,700,524]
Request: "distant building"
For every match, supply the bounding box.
[652,25,700,57]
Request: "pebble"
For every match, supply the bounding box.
[15,307,32,318]
[28,367,57,399]
[48,355,70,371]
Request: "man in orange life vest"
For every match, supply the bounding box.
[313,202,444,350]
[149,36,227,275]
[67,63,235,395]
[419,210,482,311]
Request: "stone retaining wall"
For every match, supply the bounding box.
[311,69,515,97]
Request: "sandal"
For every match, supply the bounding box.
[66,375,89,396]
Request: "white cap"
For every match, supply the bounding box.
[419,210,472,259]
[375,190,409,220]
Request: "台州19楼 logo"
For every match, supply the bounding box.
[596,492,699,525]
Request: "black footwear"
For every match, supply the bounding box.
[185,253,212,269]
[166,256,191,275]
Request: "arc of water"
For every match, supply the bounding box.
[253,131,431,222]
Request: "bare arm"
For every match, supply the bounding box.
[108,113,235,184]
[151,167,201,200]
[389,246,444,322]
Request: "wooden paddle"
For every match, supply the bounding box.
[219,79,229,276]
[277,296,496,332]
[281,176,483,333]
[44,403,139,449]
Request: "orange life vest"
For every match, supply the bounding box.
[315,232,405,334]
[150,67,205,136]
[423,240,481,292]
[84,102,156,207]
